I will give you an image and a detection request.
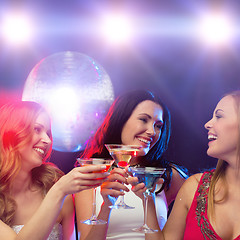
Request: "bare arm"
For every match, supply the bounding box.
[0,165,109,240]
[75,189,94,240]
[146,174,201,240]
[61,195,76,240]
[0,221,18,239]
[0,179,72,240]
[16,182,69,240]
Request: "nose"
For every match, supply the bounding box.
[41,132,52,145]
[146,123,156,136]
[204,118,212,130]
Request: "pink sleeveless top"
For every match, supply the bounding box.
[184,171,240,240]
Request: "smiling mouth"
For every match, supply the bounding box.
[208,134,217,141]
[137,137,151,145]
[34,147,45,157]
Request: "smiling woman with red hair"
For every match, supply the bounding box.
[0,101,110,240]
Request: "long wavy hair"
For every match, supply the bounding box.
[80,90,174,188]
[0,101,63,226]
[208,90,240,219]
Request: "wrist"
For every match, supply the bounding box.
[48,181,66,203]
[101,201,112,213]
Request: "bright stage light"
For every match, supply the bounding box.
[198,13,234,46]
[48,87,79,120]
[1,12,33,46]
[101,14,132,45]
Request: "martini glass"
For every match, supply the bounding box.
[76,158,114,225]
[105,144,142,209]
[128,167,166,233]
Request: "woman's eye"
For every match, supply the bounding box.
[215,115,222,119]
[34,127,41,133]
[139,118,147,123]
[155,123,163,130]
[47,131,52,138]
[156,124,163,130]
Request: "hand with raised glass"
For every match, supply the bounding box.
[56,165,110,195]
[101,167,129,206]
[128,176,164,200]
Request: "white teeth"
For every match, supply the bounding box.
[34,148,44,155]
[208,135,217,140]
[137,138,150,144]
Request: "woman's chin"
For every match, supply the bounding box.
[138,148,149,156]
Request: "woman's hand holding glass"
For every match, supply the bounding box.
[127,175,164,200]
[101,167,130,207]
[128,167,165,233]
[56,164,110,195]
[76,158,114,225]
[127,176,147,201]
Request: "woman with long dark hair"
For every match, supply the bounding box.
[75,90,188,240]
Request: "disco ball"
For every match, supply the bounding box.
[22,51,114,152]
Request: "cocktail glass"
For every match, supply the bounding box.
[128,167,166,233]
[105,144,142,209]
[76,158,114,225]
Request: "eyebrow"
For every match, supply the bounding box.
[35,123,44,127]
[215,109,224,114]
[35,123,50,132]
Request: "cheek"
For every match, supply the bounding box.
[18,147,31,161]
[121,133,132,145]
[224,132,238,149]
[155,130,161,140]
[121,122,134,144]
[221,124,238,143]
[120,127,128,144]
[151,132,161,148]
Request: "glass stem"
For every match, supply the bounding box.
[91,187,97,220]
[143,192,148,227]
[118,166,126,206]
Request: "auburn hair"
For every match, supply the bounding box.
[0,101,64,225]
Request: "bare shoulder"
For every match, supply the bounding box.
[171,167,187,184]
[75,189,94,238]
[0,220,16,239]
[162,173,203,238]
[75,189,93,203]
[165,168,202,206]
[176,173,202,208]
[164,167,187,205]
[58,194,75,222]
[62,194,74,210]
[75,189,93,218]
[180,173,202,192]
